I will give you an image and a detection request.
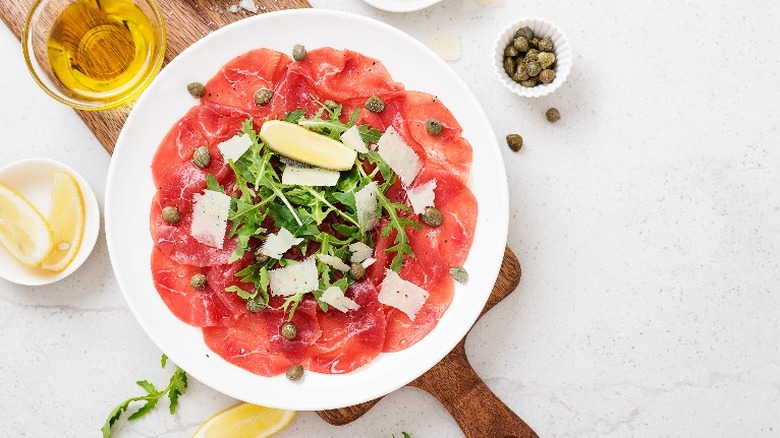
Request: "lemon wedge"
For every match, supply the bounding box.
[40,172,85,272]
[192,403,296,438]
[260,120,356,171]
[0,184,53,266]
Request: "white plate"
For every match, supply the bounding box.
[362,0,444,12]
[0,158,100,286]
[106,9,507,410]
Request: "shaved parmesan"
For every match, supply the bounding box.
[317,254,350,272]
[269,258,318,297]
[321,286,360,313]
[407,179,437,215]
[340,125,369,153]
[218,133,253,162]
[361,257,376,268]
[190,189,231,249]
[355,182,379,232]
[349,242,373,263]
[261,228,303,259]
[377,126,421,187]
[281,166,340,186]
[378,269,430,321]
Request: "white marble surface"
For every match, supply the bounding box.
[1,0,779,437]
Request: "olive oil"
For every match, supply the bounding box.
[47,0,158,103]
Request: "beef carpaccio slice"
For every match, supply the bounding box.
[150,46,478,376]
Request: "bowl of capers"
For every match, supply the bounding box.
[494,18,572,98]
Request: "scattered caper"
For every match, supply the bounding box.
[520,79,538,88]
[504,44,519,57]
[253,248,269,264]
[503,57,516,76]
[449,266,469,284]
[246,297,266,313]
[162,206,180,224]
[286,364,304,381]
[192,146,211,168]
[545,107,561,123]
[539,69,556,84]
[525,61,541,77]
[292,44,307,61]
[187,82,205,98]
[514,26,534,41]
[190,273,207,290]
[506,134,523,152]
[324,99,339,111]
[421,206,443,227]
[425,118,443,135]
[537,52,556,69]
[512,36,529,53]
[281,322,297,340]
[538,36,554,52]
[254,87,273,106]
[350,262,366,281]
[365,95,385,113]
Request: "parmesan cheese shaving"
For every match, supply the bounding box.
[349,242,373,263]
[321,286,360,313]
[281,166,340,186]
[340,125,369,153]
[268,257,318,297]
[377,126,421,187]
[361,257,376,268]
[317,254,350,272]
[406,179,437,215]
[378,269,430,321]
[217,133,253,162]
[190,189,231,249]
[355,182,379,232]
[261,228,303,259]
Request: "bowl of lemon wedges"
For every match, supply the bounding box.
[0,158,100,286]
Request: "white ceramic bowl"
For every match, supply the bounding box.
[0,158,100,286]
[362,0,444,12]
[493,17,572,98]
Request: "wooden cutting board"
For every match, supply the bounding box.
[1,2,537,436]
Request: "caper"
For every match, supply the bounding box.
[365,95,385,113]
[529,37,540,49]
[512,37,529,53]
[538,36,554,52]
[506,134,523,152]
[187,82,205,98]
[514,63,529,81]
[292,44,307,61]
[286,364,304,381]
[525,61,542,77]
[537,52,556,69]
[514,26,534,41]
[281,322,297,340]
[324,99,339,111]
[254,87,273,106]
[539,69,556,84]
[350,262,366,281]
[503,57,516,76]
[246,297,266,313]
[524,49,539,61]
[504,44,519,57]
[545,107,561,123]
[421,206,443,227]
[162,206,180,224]
[425,118,443,135]
[253,248,269,264]
[190,273,207,290]
[449,266,469,284]
[192,146,211,168]
[520,79,538,88]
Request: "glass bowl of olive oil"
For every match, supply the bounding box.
[23,0,166,111]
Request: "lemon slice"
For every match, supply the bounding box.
[40,172,85,272]
[192,403,296,438]
[260,120,357,171]
[0,184,53,266]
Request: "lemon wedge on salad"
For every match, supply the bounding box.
[260,120,356,171]
[0,184,53,266]
[40,172,85,272]
[192,403,296,438]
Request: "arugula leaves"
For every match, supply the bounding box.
[101,354,188,438]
